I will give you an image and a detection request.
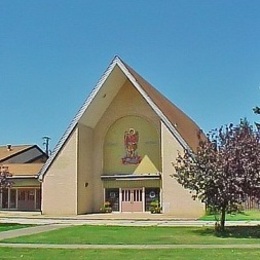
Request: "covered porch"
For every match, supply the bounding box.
[101,174,161,213]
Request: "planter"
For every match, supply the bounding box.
[100,201,112,213]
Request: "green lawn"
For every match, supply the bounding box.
[1,225,260,259]
[200,210,260,221]
[0,248,259,259]
[3,225,260,245]
[0,223,33,232]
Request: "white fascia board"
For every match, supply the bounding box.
[116,59,191,152]
[38,58,119,181]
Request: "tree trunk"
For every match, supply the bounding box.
[220,206,226,232]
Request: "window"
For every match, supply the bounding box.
[145,188,160,211]
[105,188,119,211]
[1,189,8,208]
[133,189,142,202]
[10,189,17,208]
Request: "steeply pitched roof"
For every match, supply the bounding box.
[123,61,204,152]
[0,145,33,162]
[38,56,204,180]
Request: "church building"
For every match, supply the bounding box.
[38,56,205,218]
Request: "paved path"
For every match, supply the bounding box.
[1,211,260,227]
[0,219,260,250]
[0,224,70,241]
[0,243,260,249]
[1,217,260,227]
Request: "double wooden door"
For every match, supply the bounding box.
[121,188,143,212]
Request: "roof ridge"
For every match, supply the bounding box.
[0,144,33,148]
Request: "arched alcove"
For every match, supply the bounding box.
[103,115,160,174]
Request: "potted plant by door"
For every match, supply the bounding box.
[100,201,112,213]
[149,200,161,214]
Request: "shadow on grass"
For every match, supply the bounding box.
[193,226,260,238]
[0,223,33,232]
[0,223,24,227]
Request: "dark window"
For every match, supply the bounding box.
[105,188,119,211]
[10,189,16,208]
[145,188,160,211]
[36,189,41,210]
[1,189,8,208]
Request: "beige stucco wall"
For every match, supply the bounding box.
[41,129,78,215]
[77,124,94,214]
[90,80,161,212]
[42,77,204,217]
[161,123,205,218]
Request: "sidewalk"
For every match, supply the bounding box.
[1,243,260,249]
[1,219,260,250]
[1,213,260,227]
[0,211,190,220]
[0,224,70,241]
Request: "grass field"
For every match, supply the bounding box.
[200,210,260,221]
[2,225,260,245]
[0,248,259,259]
[0,223,33,232]
[1,225,260,259]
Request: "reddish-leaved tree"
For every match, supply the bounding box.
[253,106,260,114]
[174,119,260,231]
[254,106,260,130]
[0,165,13,192]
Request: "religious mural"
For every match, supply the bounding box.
[122,128,142,164]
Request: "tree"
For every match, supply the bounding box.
[174,119,260,232]
[254,106,260,130]
[253,106,260,114]
[0,165,13,191]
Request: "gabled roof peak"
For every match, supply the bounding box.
[38,57,204,180]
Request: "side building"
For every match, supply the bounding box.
[0,145,47,211]
[39,56,205,218]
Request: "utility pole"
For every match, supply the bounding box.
[43,136,51,156]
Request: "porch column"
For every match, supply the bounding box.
[7,189,10,209]
[119,188,122,212]
[142,187,145,212]
[34,189,37,210]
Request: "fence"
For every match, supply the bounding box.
[242,196,260,210]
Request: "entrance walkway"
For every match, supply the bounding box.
[1,218,260,250]
[0,224,70,241]
[1,223,260,250]
[1,211,260,226]
[1,243,260,249]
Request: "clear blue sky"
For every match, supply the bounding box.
[1,0,259,151]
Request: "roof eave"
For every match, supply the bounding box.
[9,176,38,179]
